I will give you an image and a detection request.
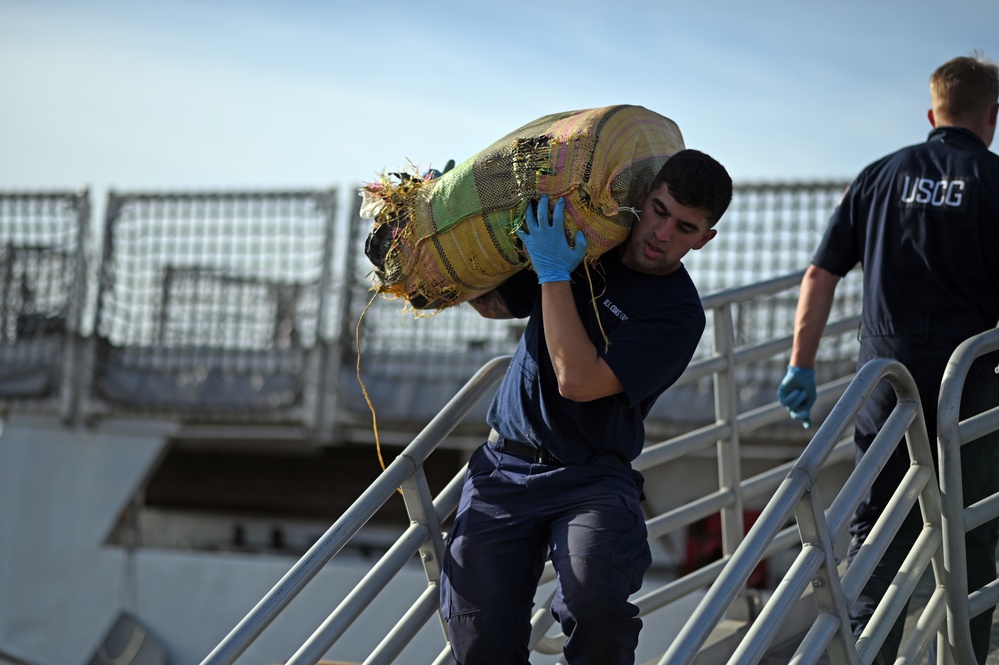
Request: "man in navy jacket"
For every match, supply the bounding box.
[441,149,733,665]
[779,53,999,664]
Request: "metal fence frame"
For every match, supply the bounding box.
[1,181,857,444]
[83,189,340,433]
[0,189,90,421]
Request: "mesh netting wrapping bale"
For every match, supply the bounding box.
[361,105,684,310]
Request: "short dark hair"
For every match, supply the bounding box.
[651,149,733,226]
[930,52,999,120]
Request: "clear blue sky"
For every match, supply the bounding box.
[2,0,997,208]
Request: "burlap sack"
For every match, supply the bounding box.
[362,105,684,310]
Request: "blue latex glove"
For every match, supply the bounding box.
[515,195,587,283]
[777,365,816,428]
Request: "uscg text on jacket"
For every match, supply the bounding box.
[896,173,970,212]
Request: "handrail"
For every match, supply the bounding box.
[199,356,510,665]
[658,358,944,665]
[695,270,858,563]
[936,328,999,663]
[200,267,864,664]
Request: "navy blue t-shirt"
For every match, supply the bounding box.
[813,126,999,343]
[485,250,705,466]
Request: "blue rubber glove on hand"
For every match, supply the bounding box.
[777,365,816,428]
[515,195,588,284]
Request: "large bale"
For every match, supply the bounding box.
[361,105,684,310]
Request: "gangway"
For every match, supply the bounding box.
[200,270,867,665]
[200,320,999,663]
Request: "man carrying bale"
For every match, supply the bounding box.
[439,149,733,664]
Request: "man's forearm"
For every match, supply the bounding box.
[790,264,841,368]
[540,282,622,401]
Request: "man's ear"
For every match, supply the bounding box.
[692,228,717,250]
[927,109,937,128]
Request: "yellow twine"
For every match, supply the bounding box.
[354,290,391,476]
[583,259,611,353]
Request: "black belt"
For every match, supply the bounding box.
[488,429,563,466]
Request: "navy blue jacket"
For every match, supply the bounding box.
[814,126,999,344]
[486,251,704,466]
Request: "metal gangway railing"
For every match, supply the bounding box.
[199,269,865,665]
[663,356,944,665]
[938,329,999,664]
[196,302,999,663]
[660,327,999,665]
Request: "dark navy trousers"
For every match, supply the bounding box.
[440,440,651,665]
[847,337,999,664]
